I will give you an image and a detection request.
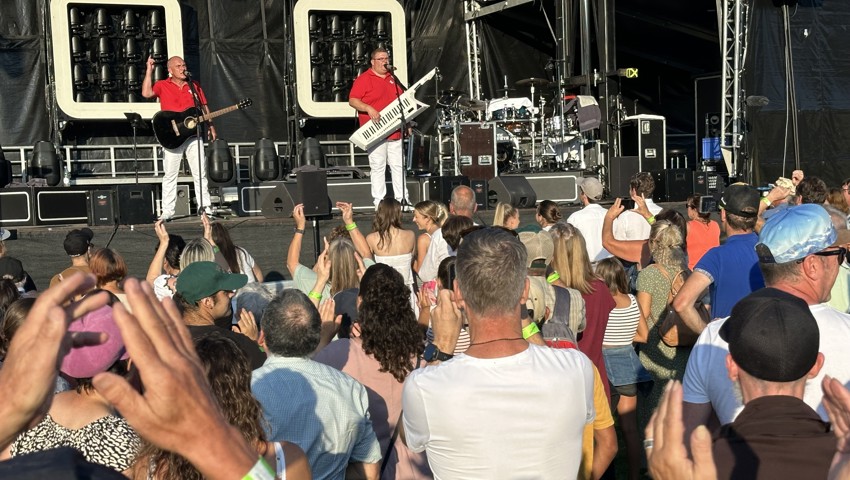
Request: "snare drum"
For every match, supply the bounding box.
[495,127,519,165]
[504,122,526,136]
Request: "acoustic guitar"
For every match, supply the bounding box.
[152,98,252,149]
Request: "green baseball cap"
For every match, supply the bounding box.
[176,261,247,303]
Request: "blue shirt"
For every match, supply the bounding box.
[251,356,382,480]
[694,232,764,318]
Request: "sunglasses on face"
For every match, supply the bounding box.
[812,246,848,265]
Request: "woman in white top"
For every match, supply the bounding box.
[210,222,263,283]
[535,200,562,231]
[368,199,416,290]
[596,257,650,480]
[412,200,448,274]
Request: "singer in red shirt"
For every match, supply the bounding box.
[349,48,411,209]
[142,55,216,220]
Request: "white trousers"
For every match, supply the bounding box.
[367,139,408,206]
[161,136,210,216]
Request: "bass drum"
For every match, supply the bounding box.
[495,127,520,174]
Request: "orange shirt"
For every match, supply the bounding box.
[686,219,721,271]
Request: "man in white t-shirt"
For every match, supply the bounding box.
[682,204,850,437]
[403,227,595,478]
[568,177,613,262]
[612,172,663,241]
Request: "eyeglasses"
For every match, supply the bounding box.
[813,247,848,265]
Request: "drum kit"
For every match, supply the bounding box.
[433,76,591,175]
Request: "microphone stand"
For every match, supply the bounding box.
[387,65,409,208]
[185,73,206,216]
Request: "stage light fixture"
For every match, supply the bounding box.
[207,139,236,186]
[299,138,327,168]
[154,64,167,82]
[293,0,407,118]
[50,0,183,120]
[29,141,62,187]
[121,9,139,36]
[252,138,282,182]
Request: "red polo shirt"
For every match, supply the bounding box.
[152,78,209,112]
[349,68,404,140]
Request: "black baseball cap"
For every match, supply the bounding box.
[720,288,819,382]
[719,183,760,218]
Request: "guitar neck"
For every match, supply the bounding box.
[199,104,241,123]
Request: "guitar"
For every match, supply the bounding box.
[152,98,252,149]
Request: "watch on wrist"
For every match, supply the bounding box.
[294,227,305,234]
[423,343,453,362]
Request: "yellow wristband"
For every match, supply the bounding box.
[307,291,322,301]
[345,222,358,231]
[647,215,656,225]
[546,272,560,284]
[522,322,540,339]
[761,196,771,206]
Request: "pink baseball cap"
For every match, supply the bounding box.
[61,304,129,379]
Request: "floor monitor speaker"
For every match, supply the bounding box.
[488,176,537,208]
[260,182,297,218]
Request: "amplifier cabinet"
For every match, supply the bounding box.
[35,187,89,226]
[0,188,34,227]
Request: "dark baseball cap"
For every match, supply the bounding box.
[64,228,94,256]
[0,257,25,282]
[720,288,819,382]
[719,183,760,218]
[176,261,247,303]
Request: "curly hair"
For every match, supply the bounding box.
[136,333,266,480]
[372,198,403,250]
[358,264,422,383]
[648,220,687,269]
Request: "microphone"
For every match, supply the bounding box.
[184,70,192,77]
[383,63,397,71]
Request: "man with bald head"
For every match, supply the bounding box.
[143,55,215,220]
[449,184,477,218]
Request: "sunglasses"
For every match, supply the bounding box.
[812,246,848,265]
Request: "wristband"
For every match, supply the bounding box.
[294,227,305,234]
[646,215,656,225]
[345,222,358,231]
[522,322,540,339]
[242,456,274,480]
[308,291,322,301]
[546,272,560,284]
[761,196,772,206]
[213,246,220,253]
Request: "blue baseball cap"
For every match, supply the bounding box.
[756,204,849,263]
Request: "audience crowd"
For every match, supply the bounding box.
[5,171,850,480]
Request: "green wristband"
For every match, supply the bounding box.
[522,322,540,339]
[546,272,560,284]
[647,216,656,225]
[761,196,772,206]
[308,291,322,301]
[242,456,274,480]
[345,222,358,231]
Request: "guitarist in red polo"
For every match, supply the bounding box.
[142,56,215,220]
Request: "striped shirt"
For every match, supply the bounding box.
[602,294,641,346]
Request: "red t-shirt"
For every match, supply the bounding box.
[349,68,404,140]
[152,78,209,112]
[577,278,615,403]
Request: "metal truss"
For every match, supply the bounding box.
[464,0,482,101]
[720,0,749,177]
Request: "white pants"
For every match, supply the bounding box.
[367,139,408,206]
[161,136,210,216]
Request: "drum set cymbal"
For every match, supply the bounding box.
[457,97,487,112]
[515,77,550,88]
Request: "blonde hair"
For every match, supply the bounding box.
[493,202,518,227]
[328,238,359,295]
[181,239,215,271]
[414,200,448,227]
[648,220,686,269]
[549,223,597,294]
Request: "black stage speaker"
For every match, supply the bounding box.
[650,169,692,202]
[298,169,330,217]
[469,178,488,211]
[116,184,155,225]
[35,187,89,226]
[609,156,640,198]
[488,176,537,208]
[88,189,117,226]
[428,176,469,205]
[260,182,297,218]
[0,188,34,226]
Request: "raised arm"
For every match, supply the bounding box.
[338,201,372,260]
[671,272,712,335]
[142,56,156,99]
[146,220,171,284]
[287,204,307,277]
[602,198,650,265]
